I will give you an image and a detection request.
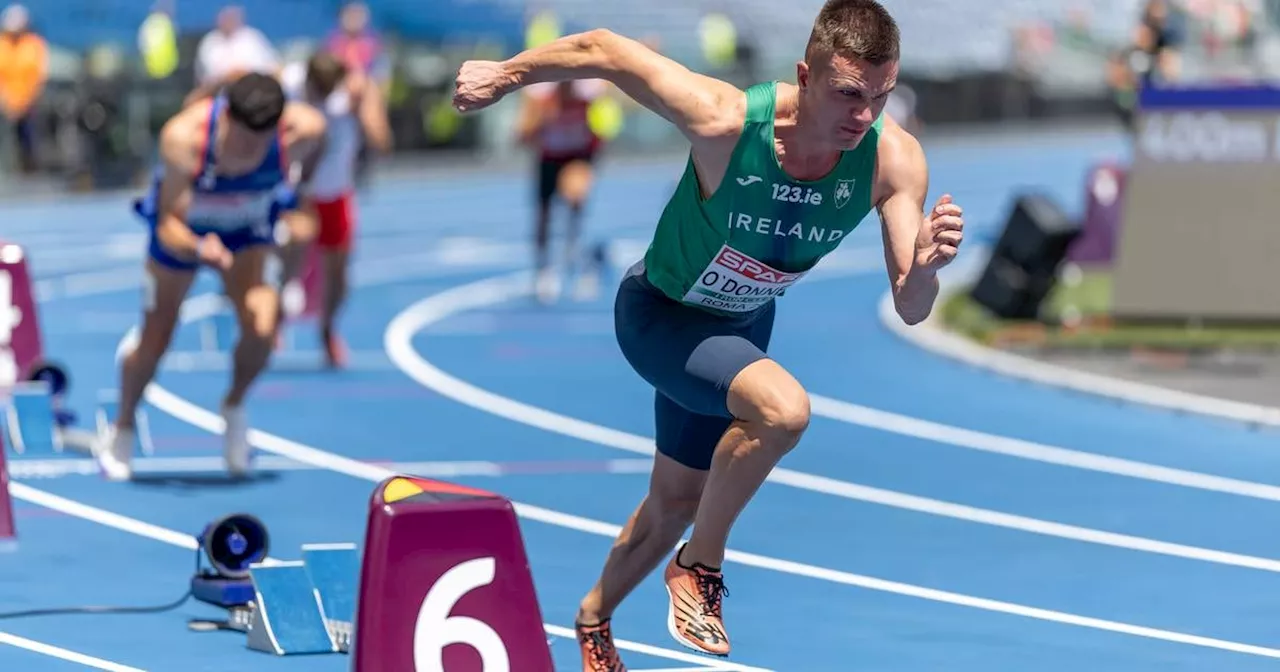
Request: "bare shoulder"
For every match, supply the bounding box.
[158,103,210,175]
[873,116,927,201]
[680,75,747,172]
[282,101,327,141]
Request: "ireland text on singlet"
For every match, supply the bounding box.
[642,80,881,315]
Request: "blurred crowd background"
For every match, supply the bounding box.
[0,0,1273,192]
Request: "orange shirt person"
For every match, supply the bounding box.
[0,5,47,173]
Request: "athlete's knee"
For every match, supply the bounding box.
[239,285,281,343]
[558,161,593,203]
[729,359,811,439]
[283,209,318,247]
[647,487,701,529]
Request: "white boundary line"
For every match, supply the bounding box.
[6,456,656,480]
[380,273,1280,658]
[118,295,769,672]
[382,271,1280,572]
[876,253,1280,429]
[384,269,1280,504]
[0,631,146,672]
[7,483,757,672]
[67,259,1280,661]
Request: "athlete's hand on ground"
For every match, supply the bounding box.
[197,233,232,271]
[915,194,964,273]
[453,60,516,113]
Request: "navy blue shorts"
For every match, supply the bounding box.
[133,187,297,272]
[145,219,276,271]
[614,261,775,470]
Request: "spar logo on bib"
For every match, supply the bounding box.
[683,245,806,312]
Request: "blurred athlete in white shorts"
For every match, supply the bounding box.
[281,50,391,367]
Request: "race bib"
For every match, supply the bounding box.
[682,245,806,313]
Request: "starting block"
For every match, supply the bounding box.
[192,476,554,669]
[2,384,143,460]
[0,240,91,463]
[192,531,360,657]
[302,543,358,649]
[94,390,154,456]
[4,381,61,455]
[241,542,361,655]
[352,476,554,672]
[245,560,340,656]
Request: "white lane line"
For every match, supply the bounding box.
[381,271,1280,572]
[0,631,146,672]
[8,483,770,672]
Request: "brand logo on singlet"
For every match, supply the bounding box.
[834,179,856,210]
[736,175,763,186]
[770,183,823,205]
[683,245,806,313]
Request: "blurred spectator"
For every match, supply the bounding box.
[187,5,279,106]
[137,0,179,81]
[884,85,922,135]
[325,2,391,90]
[1107,0,1183,129]
[0,3,46,174]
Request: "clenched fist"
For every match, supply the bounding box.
[452,60,517,113]
[914,194,964,273]
[197,232,232,271]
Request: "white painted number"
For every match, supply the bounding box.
[413,557,510,672]
[0,270,19,346]
[0,270,20,387]
[0,348,14,388]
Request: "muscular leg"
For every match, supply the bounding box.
[577,450,706,625]
[100,259,196,480]
[220,245,281,408]
[217,245,281,475]
[680,359,810,568]
[276,207,318,288]
[534,202,552,271]
[558,159,594,279]
[313,195,354,367]
[533,158,561,304]
[320,248,349,342]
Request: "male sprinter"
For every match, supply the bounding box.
[452,0,964,668]
[516,78,609,303]
[281,50,392,366]
[96,73,327,481]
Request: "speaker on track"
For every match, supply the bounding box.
[970,255,1057,320]
[971,193,1082,320]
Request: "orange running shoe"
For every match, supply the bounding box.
[576,619,627,672]
[663,544,731,657]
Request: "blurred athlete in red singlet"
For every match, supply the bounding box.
[518,78,608,304]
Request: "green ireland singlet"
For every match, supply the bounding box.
[642,81,882,315]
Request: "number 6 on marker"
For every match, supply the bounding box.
[0,269,17,346]
[413,557,510,672]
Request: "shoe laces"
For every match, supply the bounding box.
[695,570,729,617]
[580,625,622,671]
